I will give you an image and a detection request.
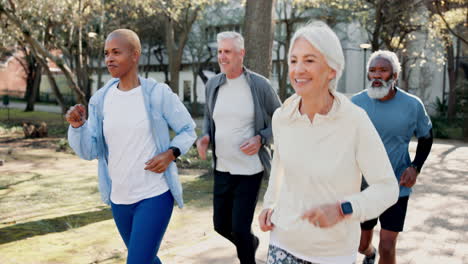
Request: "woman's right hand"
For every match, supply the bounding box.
[259,208,274,232]
[65,104,86,128]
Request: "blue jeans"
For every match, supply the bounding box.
[111,191,174,264]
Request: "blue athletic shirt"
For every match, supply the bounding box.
[351,87,432,197]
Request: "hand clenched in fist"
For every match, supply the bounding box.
[65,104,87,128]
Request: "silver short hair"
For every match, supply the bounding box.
[217,31,244,50]
[367,50,401,75]
[288,21,345,92]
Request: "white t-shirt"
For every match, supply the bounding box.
[103,84,168,204]
[213,74,263,175]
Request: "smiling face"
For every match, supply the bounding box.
[288,37,336,98]
[217,38,245,79]
[104,36,139,78]
[366,57,396,99]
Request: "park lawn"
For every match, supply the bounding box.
[0,108,205,141]
[0,109,269,263]
[0,108,68,137]
[0,125,246,263]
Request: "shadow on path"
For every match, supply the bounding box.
[0,173,41,190]
[0,208,112,245]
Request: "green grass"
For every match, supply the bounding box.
[178,146,212,169]
[0,108,65,123]
[0,108,68,137]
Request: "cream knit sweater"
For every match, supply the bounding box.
[263,92,399,258]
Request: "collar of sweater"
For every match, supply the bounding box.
[278,91,350,123]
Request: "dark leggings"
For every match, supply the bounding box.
[111,191,174,264]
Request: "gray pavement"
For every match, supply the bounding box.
[160,139,468,264]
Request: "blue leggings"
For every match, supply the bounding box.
[111,190,174,264]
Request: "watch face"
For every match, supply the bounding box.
[341,202,353,215]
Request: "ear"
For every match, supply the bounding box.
[240,48,246,57]
[328,68,337,81]
[132,49,140,63]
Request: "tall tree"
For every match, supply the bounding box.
[426,0,467,119]
[243,0,276,78]
[274,0,311,101]
[355,0,428,91]
[0,6,67,112]
[148,0,225,93]
[187,17,216,110]
[0,0,103,108]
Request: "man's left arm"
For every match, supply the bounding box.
[257,81,282,146]
[400,100,433,187]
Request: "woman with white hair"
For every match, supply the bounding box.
[258,21,399,263]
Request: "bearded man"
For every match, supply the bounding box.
[352,50,433,264]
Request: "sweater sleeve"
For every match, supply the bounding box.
[344,111,399,222]
[202,79,213,137]
[262,111,285,209]
[160,84,197,155]
[67,100,99,161]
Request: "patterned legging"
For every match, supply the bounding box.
[267,244,317,264]
[267,244,356,264]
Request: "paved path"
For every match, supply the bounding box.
[4,102,63,113]
[160,139,468,264]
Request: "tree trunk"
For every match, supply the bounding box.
[165,18,180,93]
[165,10,197,94]
[96,0,105,89]
[96,60,104,90]
[198,68,209,84]
[279,20,293,101]
[275,45,283,98]
[25,63,42,112]
[23,54,39,111]
[41,60,67,113]
[76,57,92,102]
[192,66,198,104]
[76,0,91,102]
[446,40,457,119]
[243,0,276,78]
[145,42,151,78]
[400,55,410,92]
[370,0,384,51]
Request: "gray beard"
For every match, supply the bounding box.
[366,78,393,99]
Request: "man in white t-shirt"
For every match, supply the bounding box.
[197,32,281,264]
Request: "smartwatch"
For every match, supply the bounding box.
[258,135,266,145]
[340,201,353,217]
[409,163,420,173]
[168,147,181,161]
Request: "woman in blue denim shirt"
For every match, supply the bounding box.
[66,29,196,264]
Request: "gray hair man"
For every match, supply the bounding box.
[352,50,433,264]
[197,31,281,264]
